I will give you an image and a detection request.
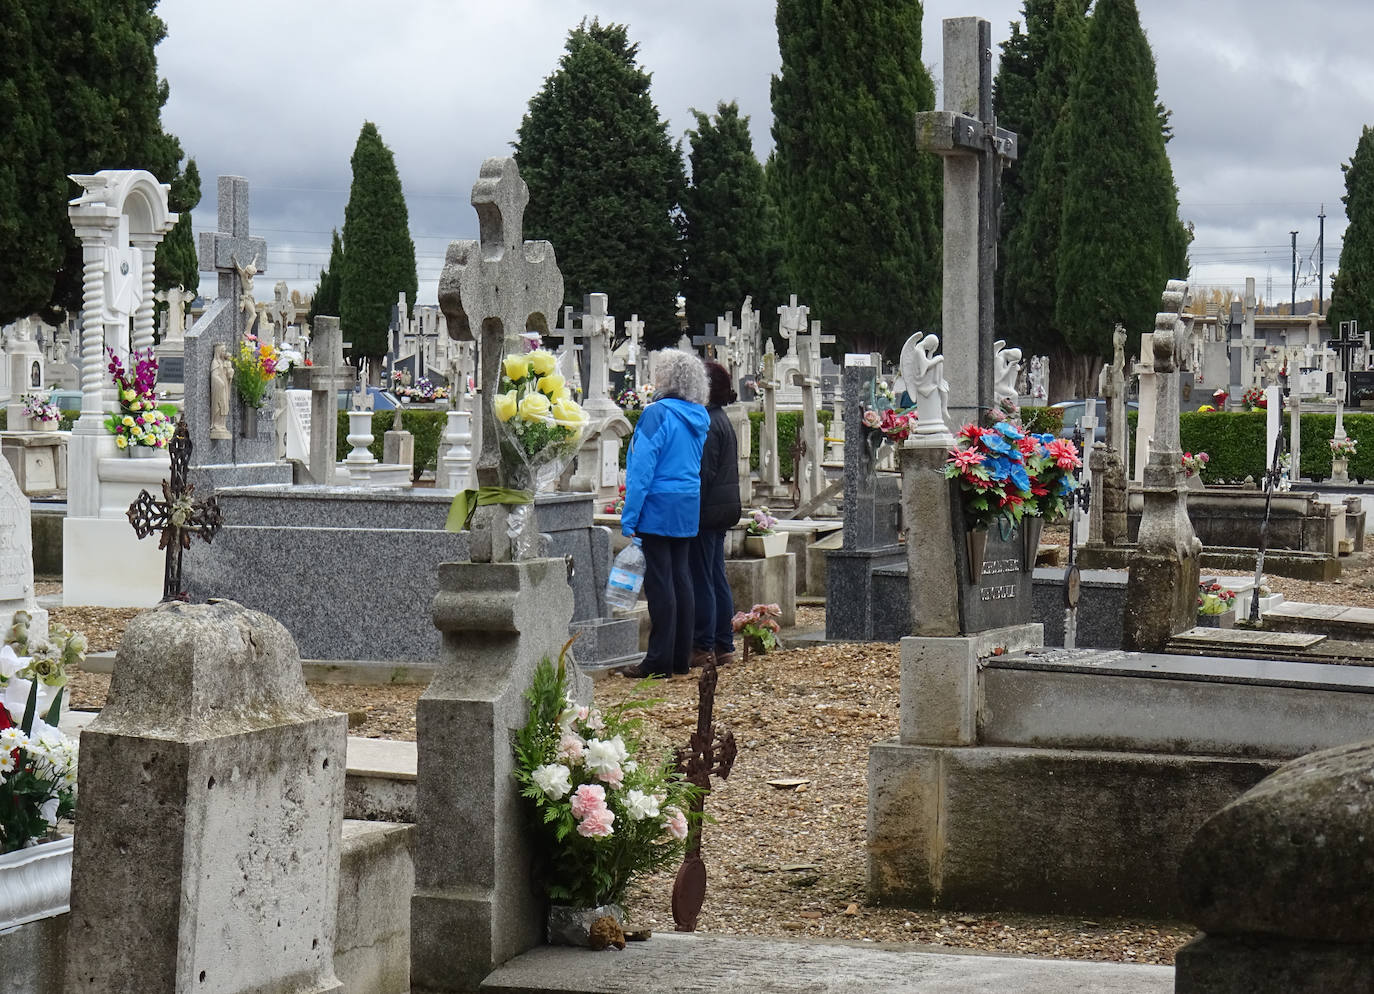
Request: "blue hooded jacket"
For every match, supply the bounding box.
[621,396,710,538]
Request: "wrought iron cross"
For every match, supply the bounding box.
[671,659,738,932]
[127,419,223,601]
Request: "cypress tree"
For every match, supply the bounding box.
[1329,126,1374,333]
[681,101,781,333]
[339,122,417,368]
[309,229,345,323]
[771,0,941,356]
[155,158,201,297]
[514,20,685,346]
[1055,0,1190,364]
[999,0,1088,395]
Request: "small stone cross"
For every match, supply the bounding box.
[582,292,614,404]
[126,419,223,602]
[671,659,737,933]
[1330,320,1362,402]
[437,158,564,561]
[624,314,644,390]
[777,294,809,355]
[692,323,727,360]
[197,176,267,340]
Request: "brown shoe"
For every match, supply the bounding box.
[715,652,736,668]
[619,663,660,679]
[689,649,715,670]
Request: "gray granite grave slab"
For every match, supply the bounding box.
[185,487,631,667]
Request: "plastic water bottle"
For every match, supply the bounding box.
[604,543,646,612]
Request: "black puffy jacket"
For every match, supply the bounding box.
[699,405,742,532]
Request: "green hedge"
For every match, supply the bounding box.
[336,409,447,480]
[1125,409,1374,484]
[1020,406,1063,436]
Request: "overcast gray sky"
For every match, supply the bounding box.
[157,0,1374,313]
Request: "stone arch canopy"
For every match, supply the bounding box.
[68,170,177,236]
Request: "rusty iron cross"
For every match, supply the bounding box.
[127,419,223,601]
[671,658,738,932]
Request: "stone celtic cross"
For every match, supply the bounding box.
[916,17,1018,426]
[126,419,223,601]
[672,659,737,933]
[437,158,564,561]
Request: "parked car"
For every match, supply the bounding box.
[1050,399,1138,443]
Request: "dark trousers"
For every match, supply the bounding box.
[690,529,735,654]
[640,533,695,676]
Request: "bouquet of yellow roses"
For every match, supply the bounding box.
[492,347,590,491]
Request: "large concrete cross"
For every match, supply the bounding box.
[582,292,615,407]
[777,294,809,357]
[197,176,267,339]
[624,313,644,390]
[916,17,1018,428]
[437,158,564,496]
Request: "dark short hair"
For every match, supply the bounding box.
[703,360,735,407]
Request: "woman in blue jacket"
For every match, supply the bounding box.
[619,349,710,678]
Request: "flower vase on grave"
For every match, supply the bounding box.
[240,404,258,439]
[1196,607,1236,630]
[546,903,625,948]
[1333,457,1349,482]
[743,532,788,558]
[127,444,157,459]
[1020,517,1044,572]
[965,527,988,582]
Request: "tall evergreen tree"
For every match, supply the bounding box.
[770,0,941,356]
[1329,126,1374,334]
[155,158,201,297]
[999,0,1088,397]
[339,122,417,370]
[681,101,781,334]
[1055,0,1190,367]
[309,229,345,323]
[514,20,685,345]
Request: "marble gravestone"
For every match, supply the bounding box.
[185,175,292,490]
[0,456,47,643]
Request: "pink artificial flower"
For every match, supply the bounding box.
[952,448,985,471]
[577,806,616,838]
[570,783,607,820]
[662,806,688,842]
[862,409,882,429]
[1045,438,1081,470]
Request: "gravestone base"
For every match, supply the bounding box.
[62,516,164,607]
[0,432,66,495]
[568,616,642,672]
[1124,550,1200,651]
[411,558,577,993]
[1174,935,1374,994]
[824,546,904,640]
[725,552,797,628]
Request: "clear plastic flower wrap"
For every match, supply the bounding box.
[491,348,591,555]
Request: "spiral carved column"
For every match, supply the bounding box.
[131,240,156,356]
[80,247,104,415]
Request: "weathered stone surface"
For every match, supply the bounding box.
[65,600,346,994]
[1179,738,1374,943]
[1174,934,1374,994]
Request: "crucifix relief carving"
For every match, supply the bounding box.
[437,158,564,562]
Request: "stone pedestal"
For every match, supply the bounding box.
[1175,738,1374,993]
[65,601,346,994]
[410,558,576,992]
[899,442,958,636]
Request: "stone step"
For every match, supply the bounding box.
[480,933,1173,994]
[1261,601,1374,642]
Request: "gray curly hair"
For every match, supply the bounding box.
[651,348,708,405]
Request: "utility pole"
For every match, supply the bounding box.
[1291,230,1298,315]
[1319,205,1327,316]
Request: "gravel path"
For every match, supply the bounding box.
[60,536,1374,966]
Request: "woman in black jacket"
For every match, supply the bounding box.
[690,360,742,668]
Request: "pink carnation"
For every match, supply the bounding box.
[597,765,624,789]
[570,783,607,820]
[557,734,585,763]
[577,806,616,838]
[662,805,688,841]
